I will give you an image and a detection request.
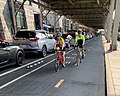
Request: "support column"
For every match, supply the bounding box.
[38,0,43,29]
[54,13,57,36]
[106,0,115,42]
[104,14,109,39]
[77,23,79,31]
[10,0,17,34]
[110,0,120,51]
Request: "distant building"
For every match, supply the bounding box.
[0,0,73,40]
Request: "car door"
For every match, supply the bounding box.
[41,33,51,49]
[0,41,10,65]
[47,36,55,49]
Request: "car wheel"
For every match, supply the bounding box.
[41,45,47,57]
[16,51,24,66]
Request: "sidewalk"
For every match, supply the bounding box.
[102,36,120,96]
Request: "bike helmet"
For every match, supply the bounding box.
[78,30,82,34]
[57,32,62,37]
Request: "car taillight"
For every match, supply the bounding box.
[35,37,39,40]
[29,37,39,41]
[13,37,19,40]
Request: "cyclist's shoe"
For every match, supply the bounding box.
[82,54,85,59]
[62,64,65,67]
[82,55,84,59]
[75,63,79,66]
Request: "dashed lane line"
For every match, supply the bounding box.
[0,49,74,89]
[0,53,55,77]
[0,59,55,89]
[55,79,64,88]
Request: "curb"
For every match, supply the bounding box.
[102,36,116,96]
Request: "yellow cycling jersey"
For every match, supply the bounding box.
[75,34,85,42]
[58,37,64,46]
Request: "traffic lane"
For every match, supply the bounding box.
[0,49,73,88]
[0,37,95,91]
[0,36,89,74]
[0,37,95,88]
[0,53,56,87]
[0,49,75,96]
[0,36,105,96]
[0,47,71,74]
[0,52,52,74]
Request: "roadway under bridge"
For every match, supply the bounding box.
[13,0,120,50]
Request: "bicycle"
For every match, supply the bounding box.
[54,46,65,72]
[75,45,85,66]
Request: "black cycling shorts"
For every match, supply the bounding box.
[77,40,83,48]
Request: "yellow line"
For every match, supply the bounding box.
[55,79,64,88]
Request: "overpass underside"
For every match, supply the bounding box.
[29,0,110,29]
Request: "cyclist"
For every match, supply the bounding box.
[75,30,85,59]
[54,32,66,67]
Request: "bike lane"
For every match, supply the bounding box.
[0,36,105,96]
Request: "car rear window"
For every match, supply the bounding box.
[15,31,35,38]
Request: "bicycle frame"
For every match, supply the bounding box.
[54,50,63,72]
[76,47,83,65]
[56,51,63,64]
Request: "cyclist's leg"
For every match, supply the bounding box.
[57,51,62,64]
[82,46,85,59]
[62,51,65,67]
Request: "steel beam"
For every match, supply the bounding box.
[53,7,106,11]
[15,0,27,16]
[68,0,74,6]
[96,0,100,5]
[50,1,96,5]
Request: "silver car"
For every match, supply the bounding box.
[0,40,24,68]
[13,30,55,57]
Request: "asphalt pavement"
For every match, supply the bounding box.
[0,36,105,96]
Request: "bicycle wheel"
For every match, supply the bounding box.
[77,50,82,66]
[54,60,60,72]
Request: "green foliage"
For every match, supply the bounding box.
[117,33,120,41]
[119,24,120,32]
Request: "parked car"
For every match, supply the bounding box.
[89,34,93,39]
[13,30,56,57]
[65,39,71,48]
[0,40,24,68]
[85,34,90,40]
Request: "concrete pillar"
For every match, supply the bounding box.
[10,0,17,34]
[54,13,57,35]
[106,0,115,42]
[38,0,43,29]
[104,14,109,39]
[110,0,120,51]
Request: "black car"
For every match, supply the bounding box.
[0,40,24,68]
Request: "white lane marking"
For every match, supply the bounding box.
[66,49,74,54]
[0,49,74,89]
[0,49,74,77]
[0,59,55,90]
[0,53,55,77]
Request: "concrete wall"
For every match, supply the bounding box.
[0,0,61,40]
[24,1,35,30]
[0,0,41,40]
[0,0,12,40]
[47,11,60,28]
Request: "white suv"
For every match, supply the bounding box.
[13,30,55,57]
